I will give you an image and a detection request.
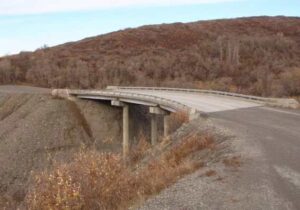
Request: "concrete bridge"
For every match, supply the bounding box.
[2,85,300,208]
[52,86,299,159]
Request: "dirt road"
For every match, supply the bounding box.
[0,85,50,94]
[139,106,300,210]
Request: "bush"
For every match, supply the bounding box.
[277,68,300,96]
[26,134,214,210]
[26,152,134,210]
[168,111,189,133]
[1,17,300,98]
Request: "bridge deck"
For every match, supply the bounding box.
[116,89,262,113]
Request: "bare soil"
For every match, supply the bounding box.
[0,92,123,203]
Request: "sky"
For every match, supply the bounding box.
[0,0,299,56]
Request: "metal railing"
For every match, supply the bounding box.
[107,86,269,101]
[52,86,299,111]
[106,86,299,109]
[68,89,190,112]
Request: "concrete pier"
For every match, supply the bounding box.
[149,106,170,145]
[112,102,171,155]
[151,114,158,145]
[122,105,129,159]
[164,115,169,137]
[112,100,130,159]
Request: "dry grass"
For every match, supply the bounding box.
[26,152,132,210]
[223,156,242,168]
[168,111,189,133]
[129,134,151,164]
[0,196,16,210]
[26,134,214,210]
[205,170,217,177]
[294,97,300,109]
[1,17,300,98]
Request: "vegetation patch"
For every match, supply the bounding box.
[223,156,242,168]
[205,170,217,177]
[168,111,189,133]
[25,133,214,210]
[1,17,299,98]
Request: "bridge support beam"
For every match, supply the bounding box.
[111,100,129,159]
[149,106,170,145]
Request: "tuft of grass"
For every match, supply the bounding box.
[26,134,214,210]
[223,156,242,168]
[205,170,217,177]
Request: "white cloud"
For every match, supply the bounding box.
[0,0,240,15]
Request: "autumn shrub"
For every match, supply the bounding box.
[129,134,151,164]
[0,195,18,210]
[197,77,238,92]
[135,134,214,195]
[168,111,189,133]
[277,68,300,96]
[26,133,214,210]
[1,17,299,98]
[26,151,137,210]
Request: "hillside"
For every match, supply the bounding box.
[0,16,300,97]
[0,92,125,203]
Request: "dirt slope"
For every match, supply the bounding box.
[0,92,122,202]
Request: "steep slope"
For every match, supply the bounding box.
[0,92,123,202]
[0,16,299,97]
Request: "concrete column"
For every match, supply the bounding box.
[151,114,158,145]
[123,105,129,159]
[149,106,170,145]
[163,115,169,137]
[111,100,130,159]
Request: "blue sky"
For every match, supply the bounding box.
[0,0,299,56]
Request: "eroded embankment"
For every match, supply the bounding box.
[0,93,123,202]
[22,112,233,210]
[0,93,233,209]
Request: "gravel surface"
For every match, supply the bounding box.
[0,90,123,203]
[137,107,300,210]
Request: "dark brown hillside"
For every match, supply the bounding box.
[0,16,300,97]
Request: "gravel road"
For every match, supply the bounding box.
[138,106,300,210]
[0,85,50,94]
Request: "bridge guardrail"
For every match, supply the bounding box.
[106,86,299,109]
[53,89,191,113]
